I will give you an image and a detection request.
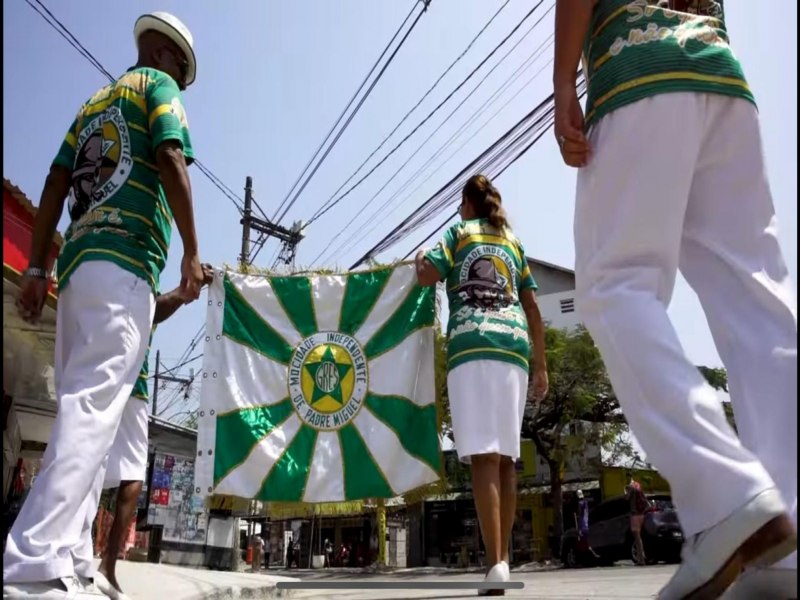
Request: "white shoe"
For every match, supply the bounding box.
[3,576,107,599]
[658,488,797,600]
[722,568,798,599]
[479,561,510,596]
[91,572,131,600]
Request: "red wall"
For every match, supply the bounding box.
[3,186,61,297]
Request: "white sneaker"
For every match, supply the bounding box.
[92,572,131,600]
[77,575,115,598]
[658,488,797,600]
[722,568,798,599]
[479,561,510,597]
[3,576,106,599]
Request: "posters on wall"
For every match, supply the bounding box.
[148,453,206,544]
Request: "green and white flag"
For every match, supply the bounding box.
[195,263,442,503]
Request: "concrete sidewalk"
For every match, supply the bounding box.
[108,561,298,600]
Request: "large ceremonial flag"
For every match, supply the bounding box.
[194,263,442,503]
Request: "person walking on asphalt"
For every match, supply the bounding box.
[92,265,213,600]
[4,11,203,599]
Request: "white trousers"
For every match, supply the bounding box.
[575,93,797,569]
[3,261,154,582]
[103,398,150,489]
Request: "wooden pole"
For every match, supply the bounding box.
[377,498,387,566]
[308,513,315,569]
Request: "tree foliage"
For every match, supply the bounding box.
[520,325,625,542]
[697,365,736,433]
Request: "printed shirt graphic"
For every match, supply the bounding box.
[425,219,537,373]
[52,67,194,294]
[583,0,753,127]
[194,265,442,503]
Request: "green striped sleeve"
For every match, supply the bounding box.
[52,114,80,170]
[131,335,153,401]
[424,226,457,280]
[517,241,537,292]
[146,74,194,162]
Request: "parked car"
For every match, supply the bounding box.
[560,494,683,568]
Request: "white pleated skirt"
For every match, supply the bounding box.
[447,359,529,464]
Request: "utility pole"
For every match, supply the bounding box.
[239,176,305,268]
[240,176,253,267]
[152,350,195,417]
[152,350,160,416]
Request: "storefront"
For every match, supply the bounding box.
[3,178,62,542]
[264,499,407,569]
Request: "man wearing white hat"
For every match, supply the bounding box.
[5,12,203,599]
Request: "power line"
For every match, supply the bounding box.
[320,38,554,267]
[149,352,203,379]
[349,77,586,268]
[402,211,457,259]
[305,0,513,230]
[25,0,263,222]
[249,1,430,265]
[339,57,555,265]
[25,0,115,81]
[313,16,555,267]
[306,0,548,228]
[270,0,424,224]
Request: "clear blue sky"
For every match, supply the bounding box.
[4,1,797,413]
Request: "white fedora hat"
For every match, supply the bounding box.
[134,12,196,86]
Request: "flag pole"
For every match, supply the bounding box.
[377,497,387,566]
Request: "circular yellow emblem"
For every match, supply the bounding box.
[287,332,368,430]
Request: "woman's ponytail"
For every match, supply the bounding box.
[462,174,509,230]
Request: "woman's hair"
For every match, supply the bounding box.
[462,174,509,229]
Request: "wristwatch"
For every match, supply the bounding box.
[24,266,49,279]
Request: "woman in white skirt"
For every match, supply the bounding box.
[416,174,549,595]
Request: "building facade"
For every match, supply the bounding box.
[526,257,580,331]
[3,179,62,533]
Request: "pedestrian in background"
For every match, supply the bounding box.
[574,490,598,560]
[95,265,213,600]
[625,475,649,566]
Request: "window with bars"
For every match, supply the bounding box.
[560,298,575,314]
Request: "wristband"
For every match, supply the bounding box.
[24,267,49,280]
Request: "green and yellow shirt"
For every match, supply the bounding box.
[583,0,753,127]
[131,332,154,402]
[53,67,194,295]
[425,219,537,373]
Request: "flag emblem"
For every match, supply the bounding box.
[289,332,369,430]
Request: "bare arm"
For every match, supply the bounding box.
[154,288,186,324]
[155,140,198,255]
[553,0,596,92]
[154,264,214,325]
[415,250,441,288]
[520,288,547,373]
[28,165,71,269]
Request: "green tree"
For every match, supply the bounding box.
[520,325,625,547]
[698,365,736,433]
